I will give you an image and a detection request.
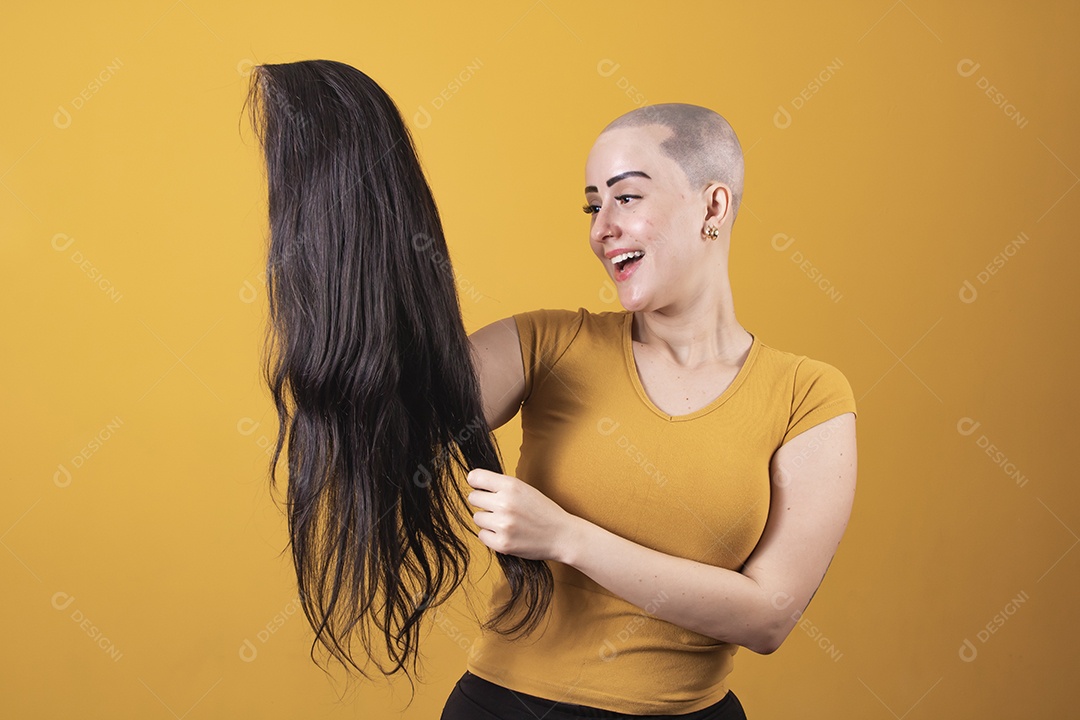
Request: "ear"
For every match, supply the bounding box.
[702,182,733,229]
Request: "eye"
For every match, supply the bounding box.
[582,195,639,215]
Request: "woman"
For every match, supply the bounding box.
[444,105,857,719]
[246,61,857,719]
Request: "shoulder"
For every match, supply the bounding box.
[751,338,857,440]
[512,306,621,324]
[512,306,626,338]
[512,307,621,404]
[512,306,578,325]
[791,356,854,401]
[753,337,853,388]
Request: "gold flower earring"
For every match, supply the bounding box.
[703,226,720,240]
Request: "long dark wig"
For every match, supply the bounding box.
[242,59,553,696]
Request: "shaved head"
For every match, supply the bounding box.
[601,103,744,223]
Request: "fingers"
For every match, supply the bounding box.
[472,509,489,528]
[466,468,493,488]
[467,488,495,509]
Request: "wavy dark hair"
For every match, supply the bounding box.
[242,59,553,699]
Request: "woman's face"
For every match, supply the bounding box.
[584,124,706,312]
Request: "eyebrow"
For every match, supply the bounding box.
[584,170,652,194]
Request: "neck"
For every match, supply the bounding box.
[630,282,750,368]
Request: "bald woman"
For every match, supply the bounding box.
[443,104,858,719]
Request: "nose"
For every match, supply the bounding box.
[589,203,618,246]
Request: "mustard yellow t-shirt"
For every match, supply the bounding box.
[465,307,857,715]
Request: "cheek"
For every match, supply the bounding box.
[642,216,682,249]
[625,214,654,237]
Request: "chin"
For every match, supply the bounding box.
[617,290,650,313]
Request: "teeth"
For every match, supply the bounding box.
[611,251,644,265]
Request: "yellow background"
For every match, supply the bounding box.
[3,1,1077,717]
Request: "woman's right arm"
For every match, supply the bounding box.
[469,317,527,431]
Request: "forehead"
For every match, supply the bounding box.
[585,124,679,183]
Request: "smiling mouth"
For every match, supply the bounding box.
[613,251,645,273]
[612,253,645,282]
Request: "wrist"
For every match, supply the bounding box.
[556,512,591,567]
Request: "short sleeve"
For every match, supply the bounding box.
[512,308,586,405]
[781,357,857,446]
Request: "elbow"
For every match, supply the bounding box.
[750,629,786,655]
[748,614,793,655]
[749,631,780,655]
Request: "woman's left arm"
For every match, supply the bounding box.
[467,412,857,655]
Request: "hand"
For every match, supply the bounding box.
[465,468,576,563]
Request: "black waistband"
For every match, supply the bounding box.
[453,671,744,719]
